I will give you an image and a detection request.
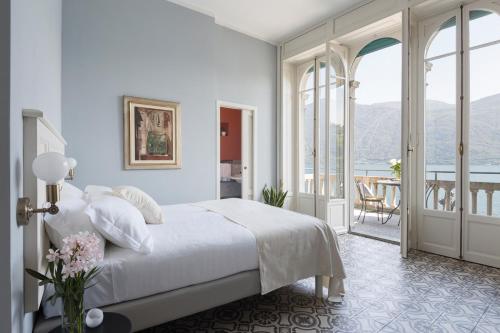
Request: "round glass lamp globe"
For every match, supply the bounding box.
[66,157,77,169]
[32,152,69,185]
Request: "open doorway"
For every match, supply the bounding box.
[337,13,403,243]
[216,101,257,200]
[220,107,243,199]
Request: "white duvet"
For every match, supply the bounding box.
[194,199,346,298]
[43,204,259,318]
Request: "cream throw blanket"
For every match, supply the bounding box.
[193,199,346,299]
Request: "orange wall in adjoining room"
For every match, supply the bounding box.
[220,107,241,161]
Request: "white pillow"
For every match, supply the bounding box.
[85,196,153,254]
[84,185,113,202]
[44,198,106,257]
[112,186,165,224]
[60,183,84,200]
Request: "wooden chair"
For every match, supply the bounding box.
[355,180,385,223]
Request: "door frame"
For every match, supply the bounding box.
[347,32,404,245]
[216,100,258,200]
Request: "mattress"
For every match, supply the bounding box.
[42,204,259,318]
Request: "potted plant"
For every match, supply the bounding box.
[389,159,401,179]
[262,185,288,208]
[26,232,103,333]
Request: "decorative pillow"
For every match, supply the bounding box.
[112,186,165,224]
[84,185,113,202]
[44,198,106,257]
[85,196,153,254]
[60,183,84,200]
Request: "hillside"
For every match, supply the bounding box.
[354,93,500,165]
[301,93,500,168]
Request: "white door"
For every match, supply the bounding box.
[295,49,348,230]
[462,1,500,267]
[296,59,322,217]
[417,1,500,267]
[418,9,462,258]
[241,109,254,200]
[400,8,413,257]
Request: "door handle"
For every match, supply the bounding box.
[244,166,247,170]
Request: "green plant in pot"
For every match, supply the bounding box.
[262,185,288,208]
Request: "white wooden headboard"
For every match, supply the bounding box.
[23,110,67,313]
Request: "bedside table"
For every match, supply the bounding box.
[49,312,132,333]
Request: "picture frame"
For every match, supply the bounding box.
[123,96,182,169]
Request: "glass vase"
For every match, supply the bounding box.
[61,282,86,333]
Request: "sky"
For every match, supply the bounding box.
[355,12,500,105]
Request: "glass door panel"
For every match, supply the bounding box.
[468,11,500,218]
[329,53,346,199]
[299,65,315,195]
[424,18,457,212]
[318,60,326,197]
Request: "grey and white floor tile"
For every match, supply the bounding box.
[141,234,500,333]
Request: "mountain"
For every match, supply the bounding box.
[354,93,500,165]
[301,93,500,168]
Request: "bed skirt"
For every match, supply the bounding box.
[34,270,261,333]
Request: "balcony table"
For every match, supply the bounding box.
[375,179,401,225]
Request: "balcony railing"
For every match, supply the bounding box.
[426,170,500,216]
[302,169,500,217]
[302,173,398,211]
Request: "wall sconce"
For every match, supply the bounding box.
[16,152,75,226]
[66,157,77,180]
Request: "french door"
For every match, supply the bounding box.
[417,1,500,267]
[296,44,349,232]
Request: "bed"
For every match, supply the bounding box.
[26,113,345,333]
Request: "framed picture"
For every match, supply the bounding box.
[123,96,181,169]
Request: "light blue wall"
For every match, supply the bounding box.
[9,0,62,332]
[214,26,277,196]
[62,0,277,204]
[0,1,10,332]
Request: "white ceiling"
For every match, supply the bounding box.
[167,0,368,44]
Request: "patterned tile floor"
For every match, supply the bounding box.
[141,234,500,333]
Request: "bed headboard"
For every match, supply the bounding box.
[23,110,67,313]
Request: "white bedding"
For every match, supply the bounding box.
[43,204,259,318]
[194,199,345,298]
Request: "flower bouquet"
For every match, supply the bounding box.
[26,232,103,333]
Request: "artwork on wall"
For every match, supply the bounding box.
[123,96,181,169]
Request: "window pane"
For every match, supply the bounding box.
[300,89,314,194]
[469,10,500,48]
[424,55,456,211]
[426,16,456,59]
[302,67,315,91]
[330,76,345,199]
[469,42,500,217]
[319,86,326,196]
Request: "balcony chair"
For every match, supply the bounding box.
[355,180,385,224]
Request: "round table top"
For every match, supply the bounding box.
[49,312,131,333]
[376,179,401,186]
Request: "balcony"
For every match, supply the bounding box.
[303,169,500,243]
[302,172,401,242]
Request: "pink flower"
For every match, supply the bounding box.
[56,232,103,281]
[46,248,60,263]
